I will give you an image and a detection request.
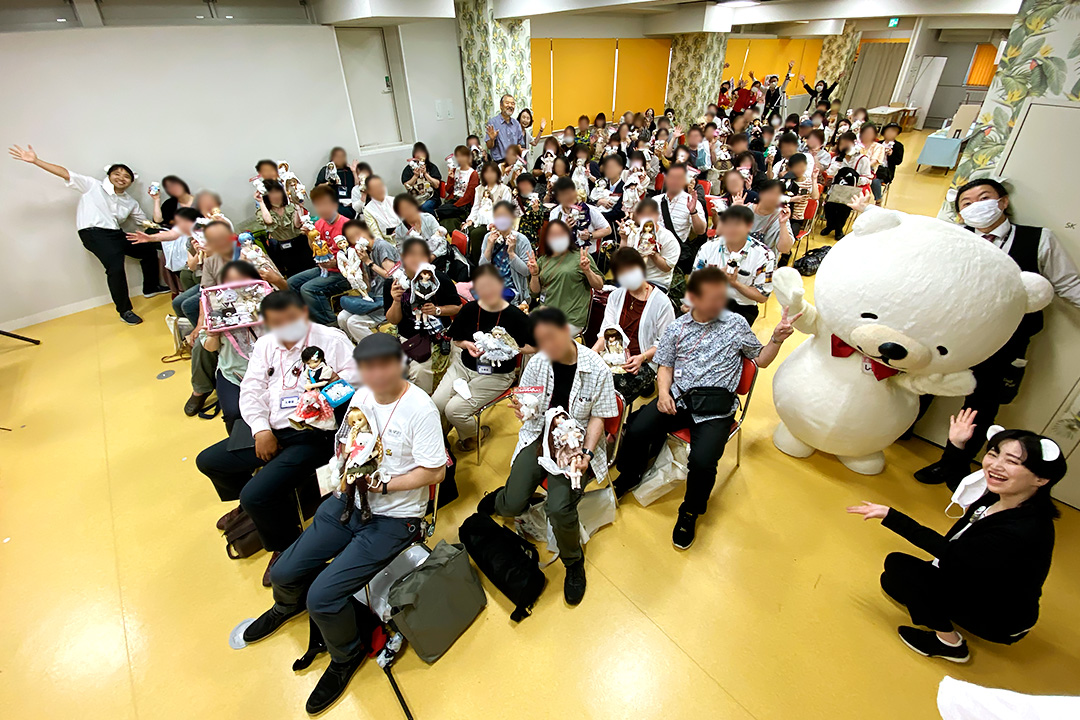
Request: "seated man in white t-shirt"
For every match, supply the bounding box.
[693,205,776,326]
[241,333,446,716]
[618,197,680,290]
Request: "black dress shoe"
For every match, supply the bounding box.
[914,460,966,486]
[243,604,304,643]
[672,511,698,550]
[897,626,969,663]
[120,310,143,325]
[143,285,171,298]
[305,654,364,715]
[184,393,208,417]
[477,490,499,516]
[563,560,586,606]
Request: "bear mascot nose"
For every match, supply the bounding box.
[877,342,908,361]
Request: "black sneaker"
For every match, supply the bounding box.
[563,560,586,606]
[120,310,143,325]
[834,229,845,240]
[897,626,969,663]
[143,285,171,298]
[672,511,698,550]
[184,393,208,417]
[477,490,499,516]
[305,654,364,715]
[243,604,304,644]
[914,460,959,486]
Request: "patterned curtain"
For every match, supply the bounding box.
[939,0,1080,219]
[454,0,532,136]
[667,33,729,125]
[818,20,862,101]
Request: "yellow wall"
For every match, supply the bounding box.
[530,38,672,130]
[722,38,823,96]
[614,38,672,118]
[530,38,553,125]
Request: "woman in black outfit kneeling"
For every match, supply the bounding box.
[847,410,1065,663]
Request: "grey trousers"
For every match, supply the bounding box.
[494,438,583,565]
[269,495,419,662]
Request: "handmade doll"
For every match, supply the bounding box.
[637,219,659,257]
[570,158,590,202]
[622,167,647,214]
[288,347,339,431]
[470,144,484,168]
[337,407,385,523]
[311,233,335,268]
[336,236,370,299]
[407,157,434,202]
[540,150,556,177]
[566,203,593,249]
[538,407,588,491]
[500,157,525,186]
[148,181,161,197]
[238,232,274,275]
[250,174,268,198]
[514,386,543,421]
[324,161,340,186]
[589,177,614,209]
[284,174,307,204]
[410,263,442,333]
[472,326,520,367]
[601,327,629,373]
[391,267,410,292]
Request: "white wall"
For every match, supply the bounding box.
[397,19,469,164]
[0,21,467,329]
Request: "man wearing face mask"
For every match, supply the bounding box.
[914,179,1080,488]
[763,61,794,116]
[196,290,358,586]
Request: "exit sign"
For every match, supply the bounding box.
[888,17,900,27]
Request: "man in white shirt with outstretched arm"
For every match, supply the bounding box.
[241,332,446,716]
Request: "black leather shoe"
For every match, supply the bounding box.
[243,604,304,643]
[672,511,698,550]
[305,654,364,715]
[184,393,208,417]
[563,560,586,606]
[477,490,499,516]
[143,285,171,298]
[914,460,958,486]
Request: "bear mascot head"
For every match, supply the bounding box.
[770,206,1053,475]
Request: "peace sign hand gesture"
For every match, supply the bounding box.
[771,304,804,344]
[526,250,539,277]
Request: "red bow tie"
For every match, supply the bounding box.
[830,335,900,381]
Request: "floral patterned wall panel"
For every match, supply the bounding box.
[939,0,1080,219]
[667,32,729,124]
[818,20,861,100]
[454,0,531,136]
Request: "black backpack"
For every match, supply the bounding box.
[459,513,546,622]
[792,246,831,276]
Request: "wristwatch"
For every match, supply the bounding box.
[583,448,595,460]
[435,306,442,316]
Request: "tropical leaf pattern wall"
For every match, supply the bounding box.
[667,33,728,125]
[454,0,531,136]
[818,20,861,100]
[940,0,1080,219]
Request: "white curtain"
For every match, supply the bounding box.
[841,43,908,110]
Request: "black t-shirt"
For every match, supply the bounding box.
[449,301,533,373]
[549,362,577,412]
[399,163,443,186]
[383,269,461,339]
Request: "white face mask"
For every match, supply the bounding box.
[617,268,645,291]
[273,317,309,344]
[770,117,782,127]
[493,215,513,231]
[562,135,574,145]
[946,469,988,518]
[547,235,570,254]
[959,198,1004,228]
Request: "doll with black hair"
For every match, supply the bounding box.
[288,346,339,430]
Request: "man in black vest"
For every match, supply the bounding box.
[915,179,1080,488]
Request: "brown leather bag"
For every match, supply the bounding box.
[224,510,264,559]
[401,333,432,362]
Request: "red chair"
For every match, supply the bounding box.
[469,354,525,462]
[451,229,468,256]
[654,172,665,193]
[696,178,711,197]
[669,357,759,468]
[793,197,819,258]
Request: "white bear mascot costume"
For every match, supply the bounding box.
[770,206,1053,475]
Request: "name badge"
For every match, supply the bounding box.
[338,186,348,198]
[477,360,493,375]
[861,356,874,375]
[280,395,300,409]
[674,368,683,378]
[281,241,292,249]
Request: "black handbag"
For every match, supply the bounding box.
[680,386,736,416]
[459,513,546,622]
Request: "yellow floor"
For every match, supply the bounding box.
[2,130,1079,719]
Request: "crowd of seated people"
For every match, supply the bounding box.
[10,75,1077,715]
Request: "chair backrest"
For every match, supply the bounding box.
[604,391,625,438]
[737,357,758,396]
[696,179,711,196]
[451,230,468,255]
[654,172,665,192]
[604,391,629,470]
[801,198,818,221]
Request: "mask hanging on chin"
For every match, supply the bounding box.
[945,469,988,518]
[958,198,1004,228]
[274,318,310,344]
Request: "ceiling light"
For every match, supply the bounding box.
[196,15,204,18]
[225,15,233,19]
[722,1,760,7]
[56,18,67,22]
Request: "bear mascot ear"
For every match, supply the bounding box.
[1021,271,1053,313]
[851,207,904,235]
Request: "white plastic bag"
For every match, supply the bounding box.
[937,675,1080,720]
[631,438,689,506]
[513,485,618,561]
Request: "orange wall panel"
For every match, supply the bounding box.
[551,38,616,130]
[614,38,672,117]
[530,38,553,125]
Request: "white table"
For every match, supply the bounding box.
[866,105,919,130]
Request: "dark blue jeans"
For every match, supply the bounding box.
[287,269,351,325]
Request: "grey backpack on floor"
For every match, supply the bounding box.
[387,540,486,664]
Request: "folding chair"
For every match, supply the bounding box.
[451,229,469,256]
[791,197,819,259]
[668,358,759,468]
[469,354,525,463]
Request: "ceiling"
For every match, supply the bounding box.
[0,1,314,32]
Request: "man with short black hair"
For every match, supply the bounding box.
[478,307,618,606]
[196,290,357,586]
[242,332,446,715]
[287,184,352,325]
[749,179,794,256]
[549,176,611,255]
[614,267,795,549]
[693,205,775,325]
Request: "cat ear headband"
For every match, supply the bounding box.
[986,425,1061,461]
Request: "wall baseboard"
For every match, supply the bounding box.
[0,291,135,332]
